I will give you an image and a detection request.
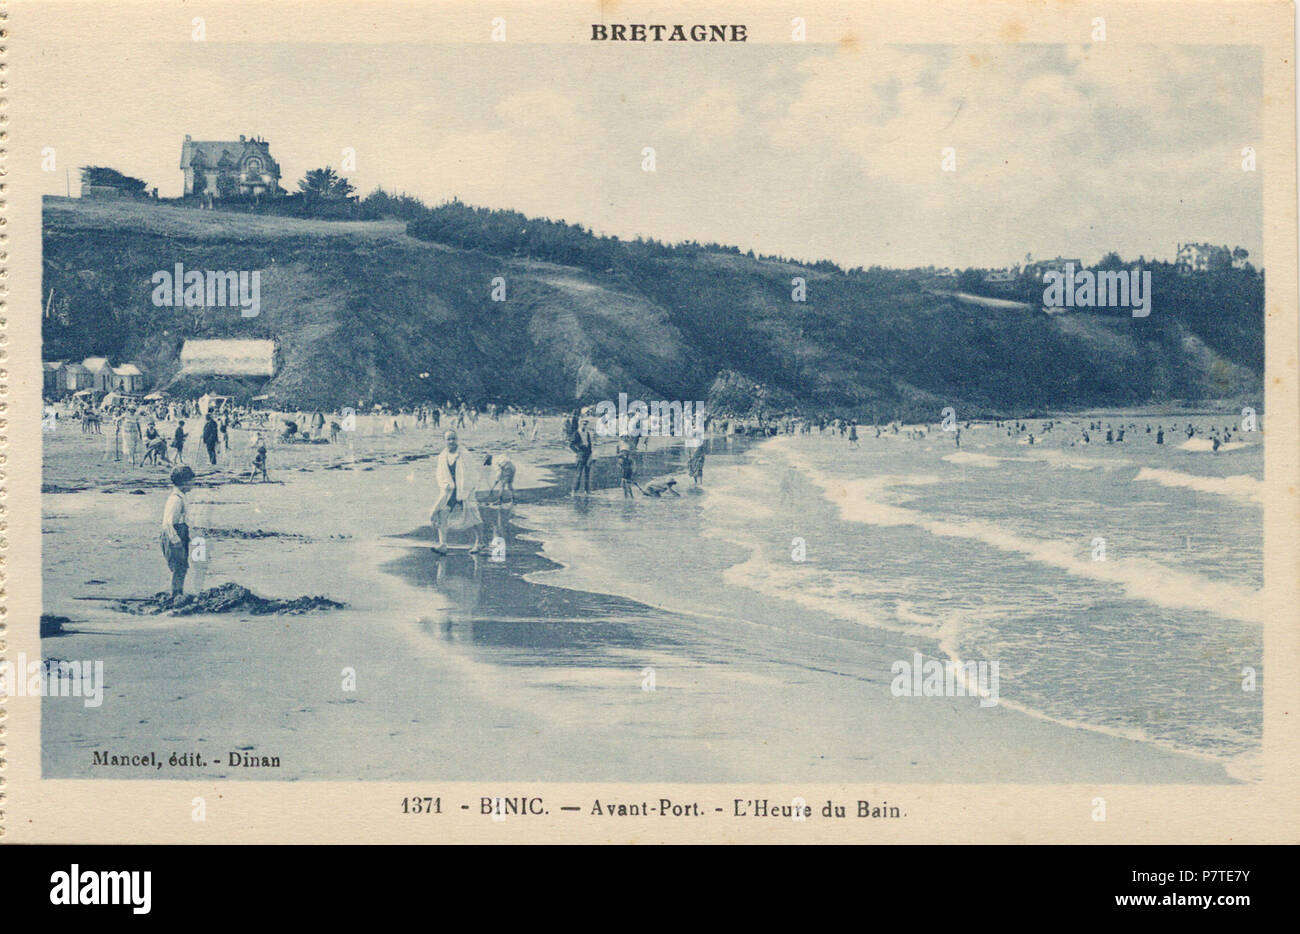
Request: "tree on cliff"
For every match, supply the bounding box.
[297,167,356,201]
[79,166,148,195]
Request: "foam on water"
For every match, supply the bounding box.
[711,536,916,635]
[1134,467,1262,502]
[1180,438,1252,453]
[771,436,1262,624]
[522,421,1262,774]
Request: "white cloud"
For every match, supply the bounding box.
[667,87,743,140]
[29,41,1261,269]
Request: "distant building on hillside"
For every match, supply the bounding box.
[81,356,115,392]
[81,185,123,199]
[63,363,93,392]
[43,361,67,395]
[78,166,152,200]
[112,363,146,393]
[1174,242,1245,275]
[983,265,1020,284]
[1023,258,1083,280]
[179,339,277,377]
[181,134,283,200]
[44,358,145,396]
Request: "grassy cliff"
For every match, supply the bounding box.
[42,197,1262,416]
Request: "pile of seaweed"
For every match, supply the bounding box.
[114,582,345,616]
[204,528,311,540]
[40,614,71,637]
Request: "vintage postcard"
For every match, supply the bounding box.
[1,0,1297,845]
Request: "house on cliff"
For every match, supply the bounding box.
[181,135,283,200]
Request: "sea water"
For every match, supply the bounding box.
[517,414,1263,779]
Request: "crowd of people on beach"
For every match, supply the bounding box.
[423,407,710,554]
[51,396,274,481]
[45,395,565,485]
[745,412,1255,455]
[46,387,1255,598]
[972,417,1250,452]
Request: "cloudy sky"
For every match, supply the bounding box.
[30,40,1262,268]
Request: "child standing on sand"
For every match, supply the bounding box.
[172,420,187,464]
[618,448,636,498]
[160,466,195,598]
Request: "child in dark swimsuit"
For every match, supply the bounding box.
[160,466,195,598]
[618,450,636,498]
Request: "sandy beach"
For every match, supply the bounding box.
[37,409,1250,784]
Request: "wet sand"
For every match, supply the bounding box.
[40,414,1232,782]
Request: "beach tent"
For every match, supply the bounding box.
[98,391,123,409]
[199,393,231,415]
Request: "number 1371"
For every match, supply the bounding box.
[401,796,441,814]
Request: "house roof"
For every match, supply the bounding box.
[181,137,278,173]
[43,361,65,371]
[180,339,275,377]
[113,364,144,376]
[1026,258,1082,268]
[82,356,111,371]
[63,363,91,375]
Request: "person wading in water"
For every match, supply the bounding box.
[429,429,482,555]
[570,418,595,495]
